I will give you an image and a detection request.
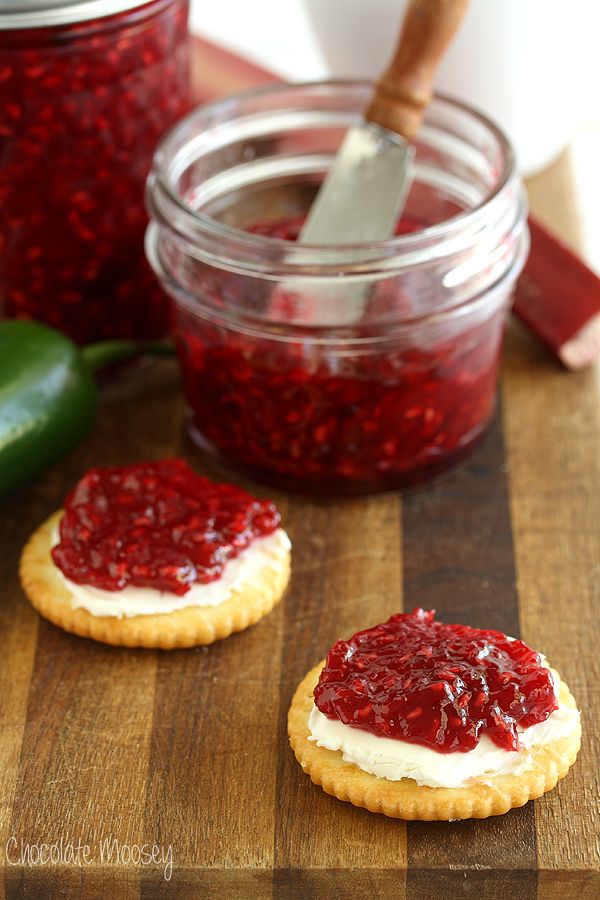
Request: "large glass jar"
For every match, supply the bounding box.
[0,0,190,343]
[146,82,529,496]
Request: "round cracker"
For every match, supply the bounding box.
[20,511,290,649]
[288,662,581,820]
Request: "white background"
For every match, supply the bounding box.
[190,0,600,271]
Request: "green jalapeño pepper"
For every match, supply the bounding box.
[0,320,172,498]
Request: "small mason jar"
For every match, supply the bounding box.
[0,0,191,343]
[146,82,529,496]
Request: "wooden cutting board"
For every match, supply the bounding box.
[1,39,599,900]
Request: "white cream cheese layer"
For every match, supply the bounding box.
[308,697,579,789]
[51,528,291,618]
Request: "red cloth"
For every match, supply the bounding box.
[191,35,277,103]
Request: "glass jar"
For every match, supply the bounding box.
[146,82,529,496]
[0,0,190,343]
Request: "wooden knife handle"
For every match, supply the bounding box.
[365,0,469,139]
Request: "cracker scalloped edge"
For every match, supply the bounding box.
[20,511,290,649]
[288,662,581,820]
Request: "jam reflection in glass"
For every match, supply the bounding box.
[0,0,191,343]
[174,217,507,496]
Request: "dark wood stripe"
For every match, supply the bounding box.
[142,868,271,900]
[273,867,410,900]
[402,407,538,899]
[4,866,141,900]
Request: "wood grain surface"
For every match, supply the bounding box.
[1,42,599,900]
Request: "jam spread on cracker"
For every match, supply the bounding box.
[314,609,558,752]
[52,459,280,595]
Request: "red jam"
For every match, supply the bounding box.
[52,459,281,595]
[314,609,557,753]
[175,216,504,495]
[0,0,190,343]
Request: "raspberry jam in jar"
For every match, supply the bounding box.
[0,0,191,343]
[146,83,529,496]
[314,608,558,753]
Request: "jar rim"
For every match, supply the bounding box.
[0,0,170,29]
[149,79,519,274]
[146,221,527,338]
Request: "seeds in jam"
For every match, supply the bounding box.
[175,214,504,495]
[314,608,558,753]
[0,1,190,343]
[52,459,281,595]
